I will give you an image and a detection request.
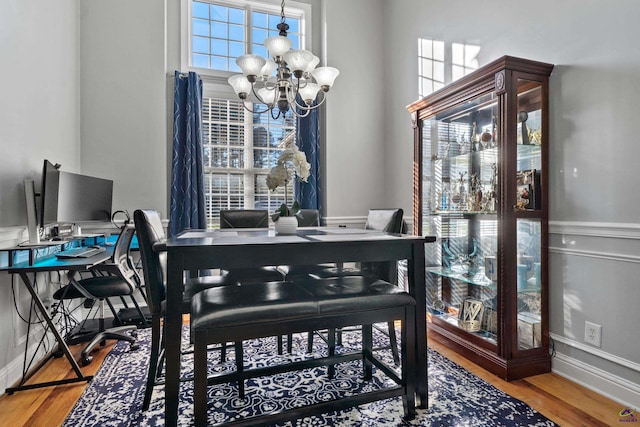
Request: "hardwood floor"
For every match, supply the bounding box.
[0,336,625,426]
[0,339,115,427]
[428,339,624,426]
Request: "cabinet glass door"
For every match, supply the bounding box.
[515,78,544,350]
[424,92,500,347]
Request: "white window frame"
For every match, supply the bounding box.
[181,0,312,82]
[200,85,295,227]
[203,83,256,204]
[418,38,480,98]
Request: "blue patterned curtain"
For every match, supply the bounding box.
[169,71,206,237]
[294,106,322,222]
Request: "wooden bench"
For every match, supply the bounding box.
[191,275,417,427]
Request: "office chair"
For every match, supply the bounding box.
[134,209,241,411]
[52,225,142,365]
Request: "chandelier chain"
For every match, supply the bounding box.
[280,0,286,23]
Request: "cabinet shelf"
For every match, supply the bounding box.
[428,310,498,345]
[426,266,496,289]
[433,211,498,218]
[408,55,553,380]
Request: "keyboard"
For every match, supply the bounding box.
[55,246,107,259]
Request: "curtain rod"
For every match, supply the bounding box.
[168,71,190,79]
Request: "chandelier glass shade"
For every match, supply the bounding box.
[228,1,339,119]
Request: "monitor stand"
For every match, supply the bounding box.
[23,180,40,245]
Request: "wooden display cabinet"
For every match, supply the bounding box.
[407,56,554,380]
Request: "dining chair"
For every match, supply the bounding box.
[219,209,296,353]
[134,209,241,411]
[219,209,269,229]
[274,208,321,352]
[218,209,286,284]
[296,209,321,227]
[297,208,405,364]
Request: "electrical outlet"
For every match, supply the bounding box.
[585,321,602,347]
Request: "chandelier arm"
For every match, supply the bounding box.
[251,85,272,107]
[295,78,308,90]
[285,82,300,107]
[240,99,273,115]
[292,91,327,111]
[291,108,311,118]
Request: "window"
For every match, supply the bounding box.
[191,2,246,71]
[184,0,310,228]
[188,0,305,74]
[418,39,480,97]
[452,43,480,82]
[418,39,445,98]
[201,97,295,227]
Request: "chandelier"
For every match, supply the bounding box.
[227,0,339,119]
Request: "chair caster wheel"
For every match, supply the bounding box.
[53,348,64,358]
[131,331,138,338]
[130,343,140,351]
[81,355,93,366]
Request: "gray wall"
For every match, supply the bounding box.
[0,0,638,407]
[80,0,169,218]
[322,0,387,218]
[0,0,80,391]
[0,0,81,226]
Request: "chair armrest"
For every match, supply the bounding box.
[153,241,167,252]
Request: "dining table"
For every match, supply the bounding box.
[163,226,434,426]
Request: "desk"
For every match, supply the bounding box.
[5,249,112,393]
[164,227,434,426]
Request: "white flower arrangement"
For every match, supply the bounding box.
[266,143,311,220]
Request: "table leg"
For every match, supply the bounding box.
[410,241,428,408]
[165,254,184,427]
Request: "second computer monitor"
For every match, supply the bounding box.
[41,160,113,227]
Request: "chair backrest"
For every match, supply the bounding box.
[134,209,167,316]
[110,224,139,291]
[220,209,269,229]
[364,208,404,233]
[297,209,320,227]
[362,208,404,284]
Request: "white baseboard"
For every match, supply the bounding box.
[551,345,640,410]
[0,341,50,394]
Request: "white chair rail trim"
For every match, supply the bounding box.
[550,220,640,240]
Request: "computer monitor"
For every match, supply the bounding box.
[40,159,113,228]
[39,159,58,229]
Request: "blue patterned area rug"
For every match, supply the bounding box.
[64,326,558,426]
